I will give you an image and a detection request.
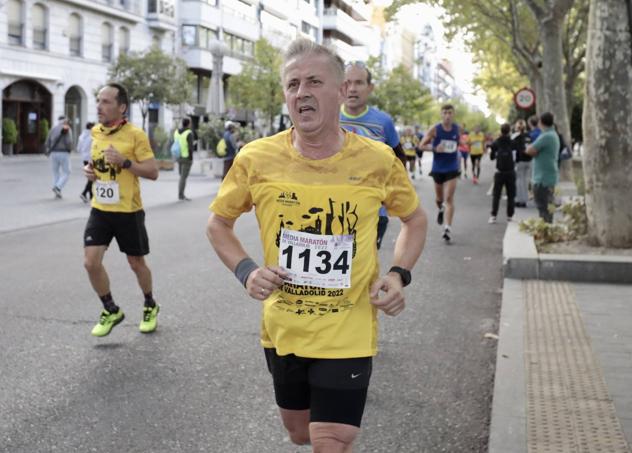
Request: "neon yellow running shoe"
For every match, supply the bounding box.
[91,310,125,337]
[139,305,159,333]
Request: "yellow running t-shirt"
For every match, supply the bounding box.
[468,132,485,156]
[400,134,419,157]
[210,129,420,359]
[90,122,154,213]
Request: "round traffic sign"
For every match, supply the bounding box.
[514,87,536,110]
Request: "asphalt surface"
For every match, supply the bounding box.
[0,154,504,452]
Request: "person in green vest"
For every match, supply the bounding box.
[173,118,195,200]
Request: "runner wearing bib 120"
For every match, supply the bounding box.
[83,83,160,338]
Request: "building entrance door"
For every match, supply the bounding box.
[2,80,51,154]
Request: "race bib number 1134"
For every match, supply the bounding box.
[278,228,353,288]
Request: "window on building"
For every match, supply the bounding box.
[182,25,196,46]
[301,21,317,41]
[182,25,218,49]
[32,3,47,50]
[69,13,82,56]
[101,22,113,62]
[224,33,253,57]
[7,0,24,46]
[118,26,130,55]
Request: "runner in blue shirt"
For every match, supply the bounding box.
[340,61,406,249]
[419,104,461,242]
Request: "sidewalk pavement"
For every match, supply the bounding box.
[489,200,632,452]
[0,153,222,233]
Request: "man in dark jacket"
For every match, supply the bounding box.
[488,123,517,223]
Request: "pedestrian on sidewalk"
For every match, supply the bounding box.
[513,119,531,208]
[173,117,194,201]
[488,123,517,223]
[83,82,160,337]
[340,60,406,249]
[419,104,461,242]
[45,116,73,199]
[78,121,95,203]
[525,112,560,223]
[206,38,427,452]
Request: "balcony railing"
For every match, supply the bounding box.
[148,0,175,17]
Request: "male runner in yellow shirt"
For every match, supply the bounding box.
[207,39,427,452]
[83,83,160,337]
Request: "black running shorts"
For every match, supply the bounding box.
[84,208,150,256]
[430,170,460,185]
[264,348,372,427]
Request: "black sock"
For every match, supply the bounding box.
[436,200,443,209]
[99,293,119,313]
[144,292,156,308]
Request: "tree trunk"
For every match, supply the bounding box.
[582,0,632,247]
[540,16,573,181]
[527,70,544,116]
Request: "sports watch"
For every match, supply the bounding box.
[388,266,411,287]
[121,159,132,169]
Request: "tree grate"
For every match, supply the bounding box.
[524,280,631,453]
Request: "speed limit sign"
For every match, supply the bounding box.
[514,87,536,110]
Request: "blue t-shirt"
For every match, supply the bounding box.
[340,106,400,149]
[431,123,460,173]
[340,106,400,217]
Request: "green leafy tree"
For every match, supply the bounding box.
[370,64,434,125]
[386,0,588,180]
[108,48,193,131]
[228,39,284,135]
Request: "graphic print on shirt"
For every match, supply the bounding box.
[339,120,387,143]
[93,149,122,181]
[273,194,360,317]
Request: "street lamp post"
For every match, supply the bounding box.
[207,39,228,116]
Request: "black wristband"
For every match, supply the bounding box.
[234,257,259,288]
[388,266,411,287]
[122,159,132,169]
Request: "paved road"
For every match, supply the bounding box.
[0,154,504,452]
